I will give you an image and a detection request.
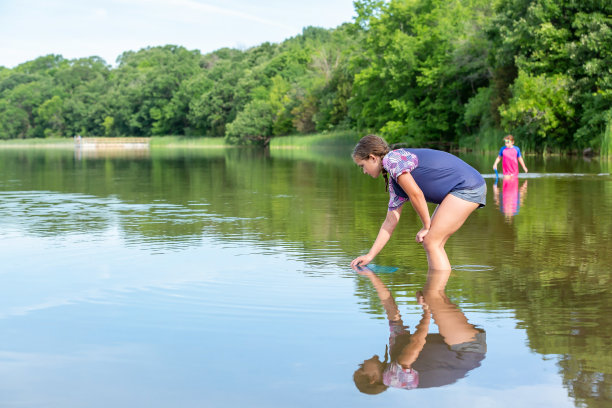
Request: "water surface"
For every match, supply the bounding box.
[0,148,610,407]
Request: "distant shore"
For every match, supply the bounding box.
[0,138,75,148]
[0,132,360,150]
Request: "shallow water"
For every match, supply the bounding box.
[0,147,611,408]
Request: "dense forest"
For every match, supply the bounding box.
[1,0,611,154]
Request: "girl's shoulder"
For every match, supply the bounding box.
[383,149,419,175]
[384,148,418,164]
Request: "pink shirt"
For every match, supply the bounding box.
[499,146,522,176]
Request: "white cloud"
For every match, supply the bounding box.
[132,0,297,30]
[93,7,109,18]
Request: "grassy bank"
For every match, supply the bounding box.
[602,120,612,158]
[0,138,74,148]
[149,136,226,148]
[270,130,359,149]
[152,131,361,149]
[9,131,590,156]
[0,133,360,149]
[458,126,507,153]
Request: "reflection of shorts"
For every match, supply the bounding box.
[449,330,487,353]
[450,183,487,208]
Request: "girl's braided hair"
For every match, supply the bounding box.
[352,134,392,191]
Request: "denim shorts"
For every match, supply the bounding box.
[450,183,487,208]
[450,330,487,353]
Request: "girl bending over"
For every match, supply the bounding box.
[350,135,486,270]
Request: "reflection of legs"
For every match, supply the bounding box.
[423,268,451,292]
[422,195,479,270]
[422,288,479,345]
[421,269,479,346]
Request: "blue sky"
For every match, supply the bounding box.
[0,0,357,68]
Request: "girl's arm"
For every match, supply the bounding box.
[351,207,402,267]
[518,156,528,173]
[519,180,528,206]
[492,156,501,170]
[397,307,431,368]
[364,270,402,321]
[397,172,431,243]
[492,184,500,207]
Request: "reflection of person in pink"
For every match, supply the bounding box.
[493,178,528,221]
[492,135,528,178]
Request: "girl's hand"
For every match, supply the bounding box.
[352,264,374,276]
[415,290,429,310]
[351,254,373,268]
[416,228,429,243]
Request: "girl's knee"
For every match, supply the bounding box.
[422,235,443,251]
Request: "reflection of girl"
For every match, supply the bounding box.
[350,135,486,271]
[501,176,520,216]
[353,267,486,393]
[493,179,528,221]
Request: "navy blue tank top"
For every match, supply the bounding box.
[386,148,484,204]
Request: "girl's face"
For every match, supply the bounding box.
[354,154,383,178]
[504,138,514,148]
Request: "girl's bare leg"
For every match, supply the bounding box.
[422,194,479,270]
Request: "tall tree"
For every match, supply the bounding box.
[349,0,494,146]
[488,0,612,150]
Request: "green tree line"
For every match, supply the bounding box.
[1,0,611,153]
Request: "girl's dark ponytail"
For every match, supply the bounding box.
[383,169,389,192]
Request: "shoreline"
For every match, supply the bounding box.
[0,135,606,157]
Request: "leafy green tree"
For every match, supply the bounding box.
[102,116,114,136]
[488,0,612,150]
[14,54,67,76]
[107,45,202,136]
[499,70,574,149]
[0,99,30,139]
[225,100,276,146]
[37,95,65,137]
[349,0,493,146]
[463,87,493,133]
[7,80,50,138]
[0,55,111,139]
[309,24,363,132]
[188,49,252,137]
[222,25,362,143]
[57,57,111,137]
[0,55,66,138]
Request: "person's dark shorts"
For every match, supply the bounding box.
[450,330,487,353]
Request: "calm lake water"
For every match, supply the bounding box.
[0,147,611,408]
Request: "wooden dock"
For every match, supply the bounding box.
[76,137,150,150]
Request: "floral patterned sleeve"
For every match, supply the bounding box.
[383,362,419,390]
[382,149,419,210]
